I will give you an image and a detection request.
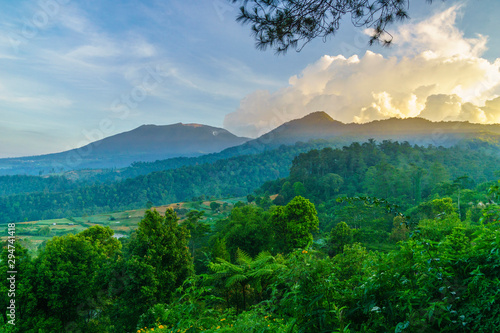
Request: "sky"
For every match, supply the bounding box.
[0,0,499,158]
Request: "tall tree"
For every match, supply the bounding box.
[127,209,193,302]
[328,221,354,256]
[182,210,210,258]
[113,209,194,331]
[270,196,319,253]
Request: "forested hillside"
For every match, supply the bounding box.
[255,141,499,236]
[3,152,499,332]
[259,140,499,209]
[0,141,334,223]
[0,175,79,197]
[2,140,499,224]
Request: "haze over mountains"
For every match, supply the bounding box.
[3,112,500,176]
[224,111,500,154]
[0,123,249,175]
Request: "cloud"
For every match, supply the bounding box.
[418,94,463,122]
[66,43,119,59]
[224,5,500,138]
[481,97,500,122]
[394,5,488,58]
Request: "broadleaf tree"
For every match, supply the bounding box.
[270,196,319,253]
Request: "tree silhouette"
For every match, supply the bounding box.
[231,0,430,53]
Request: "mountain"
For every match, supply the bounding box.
[226,111,500,154]
[3,111,500,177]
[98,113,500,182]
[0,123,249,175]
[75,123,249,157]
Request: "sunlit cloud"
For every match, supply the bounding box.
[224,5,500,138]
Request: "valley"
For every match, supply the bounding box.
[2,113,500,332]
[3,1,500,331]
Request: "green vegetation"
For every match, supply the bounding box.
[0,140,340,223]
[3,187,499,332]
[0,174,79,197]
[2,140,499,224]
[1,140,500,332]
[5,197,245,255]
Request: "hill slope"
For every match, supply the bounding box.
[229,112,500,153]
[0,123,249,175]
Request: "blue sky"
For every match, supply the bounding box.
[0,0,499,158]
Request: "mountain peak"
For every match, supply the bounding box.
[182,123,204,128]
[298,111,335,124]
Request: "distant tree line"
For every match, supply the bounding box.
[0,140,340,223]
[1,139,499,224]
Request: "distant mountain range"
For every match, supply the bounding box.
[2,112,500,176]
[0,123,249,175]
[228,111,500,154]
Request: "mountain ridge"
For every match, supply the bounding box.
[241,111,500,149]
[3,112,500,176]
[0,123,249,175]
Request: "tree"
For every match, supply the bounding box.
[116,209,194,330]
[128,209,193,301]
[210,201,221,212]
[21,227,121,332]
[273,194,286,205]
[181,210,210,258]
[293,181,306,197]
[247,194,256,203]
[217,204,272,258]
[256,195,273,210]
[453,175,472,220]
[231,0,419,53]
[210,236,231,262]
[210,249,284,312]
[328,221,353,256]
[320,173,343,199]
[79,225,121,257]
[409,197,457,222]
[281,181,294,200]
[389,215,409,242]
[269,196,319,253]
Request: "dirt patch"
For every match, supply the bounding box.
[202,200,224,206]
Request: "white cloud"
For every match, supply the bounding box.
[131,39,157,58]
[224,5,500,138]
[56,5,95,35]
[418,94,463,121]
[481,97,500,122]
[394,5,488,58]
[66,43,119,59]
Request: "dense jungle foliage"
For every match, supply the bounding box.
[1,140,500,332]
